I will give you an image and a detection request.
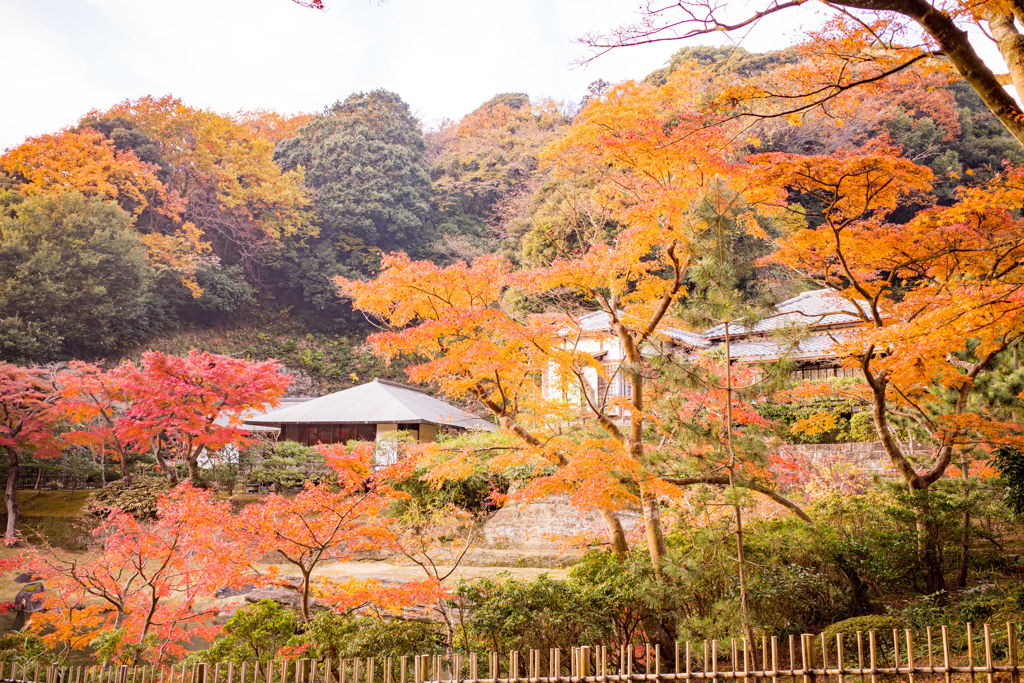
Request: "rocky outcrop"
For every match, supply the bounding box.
[15,583,46,612]
[244,587,317,611]
[482,496,640,551]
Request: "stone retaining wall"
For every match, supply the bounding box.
[787,439,929,474]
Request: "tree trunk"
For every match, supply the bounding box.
[955,457,971,589]
[598,507,630,557]
[734,500,759,670]
[301,570,312,623]
[153,444,179,485]
[185,457,205,488]
[4,446,19,543]
[917,518,947,594]
[639,484,668,577]
[34,464,43,493]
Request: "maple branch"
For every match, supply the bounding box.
[661,475,812,523]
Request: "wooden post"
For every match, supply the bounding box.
[906,630,915,683]
[968,624,976,683]
[771,637,778,683]
[838,633,845,683]
[1008,623,1019,683]
[687,642,693,683]
[926,628,935,683]
[581,647,591,678]
[984,624,994,683]
[801,635,815,683]
[941,627,950,683]
[893,630,900,683]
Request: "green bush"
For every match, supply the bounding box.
[848,411,877,442]
[821,615,904,643]
[287,612,444,661]
[455,569,617,656]
[88,477,172,519]
[0,631,48,666]
[188,600,297,664]
[247,441,326,491]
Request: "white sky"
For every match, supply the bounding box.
[0,0,838,151]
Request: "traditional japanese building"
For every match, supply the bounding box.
[244,377,495,446]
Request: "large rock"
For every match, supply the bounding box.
[215,584,254,599]
[482,496,641,551]
[15,583,46,613]
[244,587,318,611]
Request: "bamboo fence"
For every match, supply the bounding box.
[5,622,1022,683]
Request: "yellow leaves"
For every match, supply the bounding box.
[790,411,842,437]
[1,129,178,219]
[139,223,215,297]
[102,95,316,246]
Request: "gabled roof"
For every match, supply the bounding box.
[704,290,868,339]
[245,379,496,431]
[724,330,851,362]
[564,310,710,348]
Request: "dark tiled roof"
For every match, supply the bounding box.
[724,330,850,362]
[705,290,868,338]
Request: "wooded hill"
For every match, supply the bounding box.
[0,45,1019,393]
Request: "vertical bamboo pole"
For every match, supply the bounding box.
[676,644,680,675]
[983,624,993,683]
[941,627,950,683]
[656,645,661,677]
[856,634,864,683]
[926,628,935,683]
[711,641,717,683]
[968,624,976,683]
[906,630,915,683]
[368,658,375,683]
[838,634,845,683]
[893,631,900,683]
[770,637,778,683]
[214,665,221,683]
[789,637,795,680]
[820,634,827,679]
[686,642,692,683]
[1008,623,1019,683]
[730,641,736,681]
[228,665,235,683]
[800,635,814,683]
[704,643,709,683]
[398,658,405,683]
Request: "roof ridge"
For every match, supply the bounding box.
[373,377,427,394]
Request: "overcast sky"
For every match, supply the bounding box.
[0,0,835,150]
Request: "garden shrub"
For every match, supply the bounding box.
[286,613,445,661]
[188,600,297,665]
[88,477,172,519]
[0,631,47,667]
[821,615,905,643]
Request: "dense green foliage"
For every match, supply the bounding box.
[0,192,157,362]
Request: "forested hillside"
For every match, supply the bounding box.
[0,45,1019,389]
